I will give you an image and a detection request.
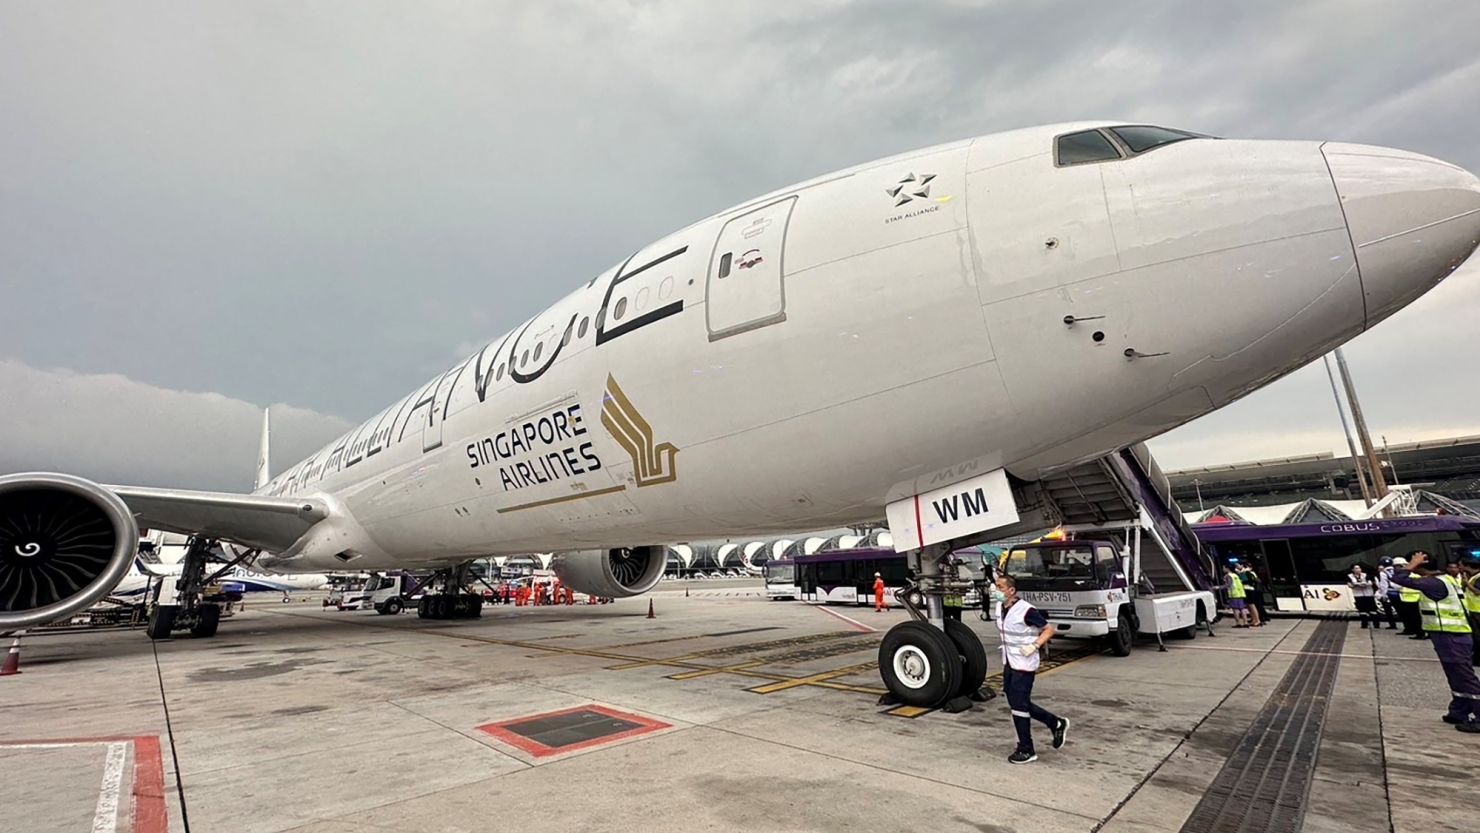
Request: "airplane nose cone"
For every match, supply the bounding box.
[1322,143,1480,326]
[1326,142,1480,326]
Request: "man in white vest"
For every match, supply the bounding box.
[993,574,1069,763]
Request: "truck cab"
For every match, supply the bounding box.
[1002,536,1214,655]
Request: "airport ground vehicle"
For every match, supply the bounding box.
[342,572,426,615]
[763,558,797,600]
[795,548,910,606]
[1000,516,1217,655]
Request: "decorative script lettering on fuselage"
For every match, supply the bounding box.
[465,404,603,492]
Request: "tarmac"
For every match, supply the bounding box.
[3,579,1476,833]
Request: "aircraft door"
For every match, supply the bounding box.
[706,196,797,340]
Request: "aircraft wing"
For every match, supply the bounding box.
[110,485,331,553]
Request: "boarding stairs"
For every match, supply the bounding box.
[1008,443,1216,592]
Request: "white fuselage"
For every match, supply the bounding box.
[254,122,1480,573]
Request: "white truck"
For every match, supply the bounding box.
[1000,515,1216,655]
[341,572,424,615]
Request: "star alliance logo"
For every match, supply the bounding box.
[887,172,937,206]
[884,172,953,224]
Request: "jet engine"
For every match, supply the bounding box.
[0,473,139,630]
[550,546,666,598]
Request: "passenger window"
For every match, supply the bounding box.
[495,363,504,381]
[578,317,589,338]
[718,252,733,279]
[1110,125,1199,154]
[533,342,543,361]
[614,297,628,321]
[1056,130,1121,165]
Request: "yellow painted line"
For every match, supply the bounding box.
[496,484,626,514]
[746,661,879,694]
[671,662,763,680]
[606,653,705,671]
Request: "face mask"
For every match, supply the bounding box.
[991,589,1008,603]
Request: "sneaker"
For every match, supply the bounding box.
[1052,718,1070,750]
[1008,749,1038,764]
[1456,721,1480,734]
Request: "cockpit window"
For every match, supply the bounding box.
[1109,125,1201,154]
[1056,130,1122,166]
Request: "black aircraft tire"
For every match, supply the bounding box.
[944,619,989,697]
[1110,612,1134,656]
[190,604,221,638]
[878,621,962,708]
[146,605,178,640]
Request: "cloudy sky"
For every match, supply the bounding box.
[3,1,1479,490]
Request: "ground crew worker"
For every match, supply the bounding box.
[1463,557,1480,666]
[943,592,963,621]
[993,574,1069,763]
[1392,556,1425,637]
[1224,563,1251,628]
[873,572,888,612]
[1392,551,1480,732]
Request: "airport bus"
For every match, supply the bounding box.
[794,548,910,606]
[763,558,797,600]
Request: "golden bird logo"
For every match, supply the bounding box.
[601,375,679,487]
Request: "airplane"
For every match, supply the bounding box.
[112,557,330,601]
[2,121,1477,704]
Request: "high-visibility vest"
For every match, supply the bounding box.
[1465,574,1480,616]
[1227,573,1246,599]
[996,600,1042,672]
[1418,575,1472,634]
[944,593,963,609]
[1398,583,1422,603]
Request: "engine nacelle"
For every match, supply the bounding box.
[0,473,139,629]
[550,546,666,598]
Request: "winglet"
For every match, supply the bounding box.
[255,407,272,491]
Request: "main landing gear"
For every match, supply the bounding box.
[877,543,991,709]
[416,561,484,621]
[147,536,236,640]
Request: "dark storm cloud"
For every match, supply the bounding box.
[1,1,1478,487]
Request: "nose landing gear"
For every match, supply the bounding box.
[876,543,991,709]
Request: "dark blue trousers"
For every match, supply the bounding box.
[1002,666,1059,753]
[1431,633,1480,721]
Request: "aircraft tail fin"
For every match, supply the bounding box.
[255,407,271,491]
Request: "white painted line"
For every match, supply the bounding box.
[92,742,127,833]
[0,742,113,750]
[813,605,876,633]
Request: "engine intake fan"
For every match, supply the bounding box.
[0,473,139,629]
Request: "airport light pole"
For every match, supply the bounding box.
[1333,348,1390,504]
[1322,354,1375,506]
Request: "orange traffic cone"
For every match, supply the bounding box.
[646,599,656,619]
[1,634,22,676]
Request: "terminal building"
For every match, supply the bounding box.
[1165,434,1480,613]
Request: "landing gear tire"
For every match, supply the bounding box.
[944,619,989,697]
[1109,612,1134,656]
[147,605,178,640]
[879,621,962,708]
[190,604,221,638]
